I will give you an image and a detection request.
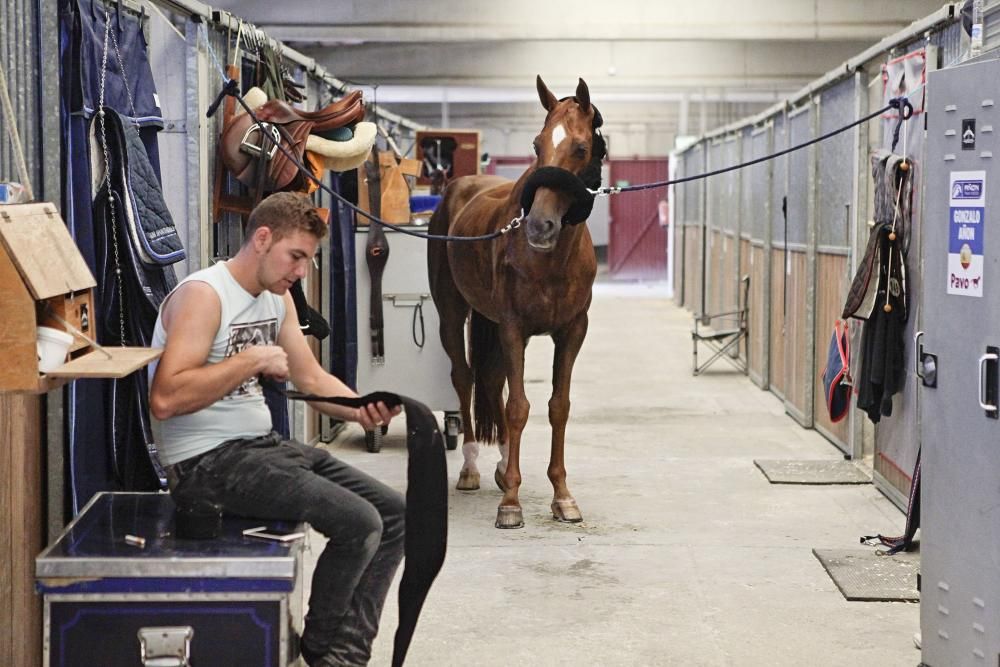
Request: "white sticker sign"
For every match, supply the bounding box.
[947,170,986,297]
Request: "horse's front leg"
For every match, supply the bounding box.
[548,311,588,523]
[496,324,528,529]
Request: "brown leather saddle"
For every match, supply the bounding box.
[220,90,365,194]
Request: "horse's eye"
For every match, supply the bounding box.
[575,145,588,159]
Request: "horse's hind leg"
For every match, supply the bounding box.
[429,258,479,491]
[548,311,588,523]
[440,305,480,490]
[478,356,509,490]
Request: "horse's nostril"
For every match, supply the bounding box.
[543,220,556,232]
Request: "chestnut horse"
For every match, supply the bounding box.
[428,76,604,529]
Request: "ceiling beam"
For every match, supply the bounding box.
[300,39,870,89]
[350,85,790,104]
[260,21,916,44]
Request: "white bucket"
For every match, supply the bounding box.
[37,326,74,373]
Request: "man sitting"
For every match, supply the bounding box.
[150,192,402,666]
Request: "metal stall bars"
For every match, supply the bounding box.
[691,133,747,376]
[813,77,857,452]
[669,4,960,474]
[784,102,813,427]
[704,137,726,317]
[744,122,773,388]
[769,109,790,401]
[670,149,686,306]
[870,39,934,506]
[686,142,707,314]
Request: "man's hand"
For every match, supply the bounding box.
[245,345,289,382]
[355,401,402,432]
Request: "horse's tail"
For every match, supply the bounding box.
[470,310,504,443]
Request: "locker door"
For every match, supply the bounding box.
[921,58,1000,666]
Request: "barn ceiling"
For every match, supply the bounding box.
[212,0,948,144]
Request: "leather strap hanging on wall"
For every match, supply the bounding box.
[365,146,390,365]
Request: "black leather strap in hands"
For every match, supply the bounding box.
[283,388,447,666]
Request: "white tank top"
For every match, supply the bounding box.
[150,261,286,465]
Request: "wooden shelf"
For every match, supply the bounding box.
[46,346,162,379]
[6,347,162,395]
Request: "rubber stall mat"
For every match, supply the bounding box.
[813,548,919,602]
[753,459,871,485]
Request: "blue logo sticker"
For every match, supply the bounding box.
[952,180,983,199]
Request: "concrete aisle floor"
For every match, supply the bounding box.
[311,278,918,667]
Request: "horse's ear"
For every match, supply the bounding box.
[576,78,591,113]
[536,75,558,112]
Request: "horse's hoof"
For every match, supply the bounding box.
[456,471,480,491]
[494,467,507,491]
[495,505,524,529]
[551,499,583,523]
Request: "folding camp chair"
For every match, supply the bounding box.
[692,275,750,376]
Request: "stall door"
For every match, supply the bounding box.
[608,159,669,279]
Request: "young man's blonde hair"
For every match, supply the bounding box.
[244,192,328,243]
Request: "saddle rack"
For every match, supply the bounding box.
[692,274,750,376]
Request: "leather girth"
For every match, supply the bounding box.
[280,389,448,667]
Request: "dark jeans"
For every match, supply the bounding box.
[169,433,405,666]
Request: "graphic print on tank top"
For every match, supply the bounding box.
[224,318,279,397]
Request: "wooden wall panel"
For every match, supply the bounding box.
[813,253,850,445]
[685,227,703,313]
[0,396,9,667]
[0,393,43,667]
[721,234,737,314]
[749,245,767,383]
[784,251,809,417]
[769,248,786,397]
[673,225,684,306]
[738,240,751,364]
[708,230,723,315]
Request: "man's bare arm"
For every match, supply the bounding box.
[149,282,287,420]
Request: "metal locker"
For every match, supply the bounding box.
[921,56,1000,666]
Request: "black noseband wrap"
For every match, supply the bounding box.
[520,128,606,226]
[520,166,595,226]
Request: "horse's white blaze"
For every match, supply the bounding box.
[551,124,567,149]
[461,441,480,472]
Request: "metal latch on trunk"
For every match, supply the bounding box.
[138,626,193,667]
